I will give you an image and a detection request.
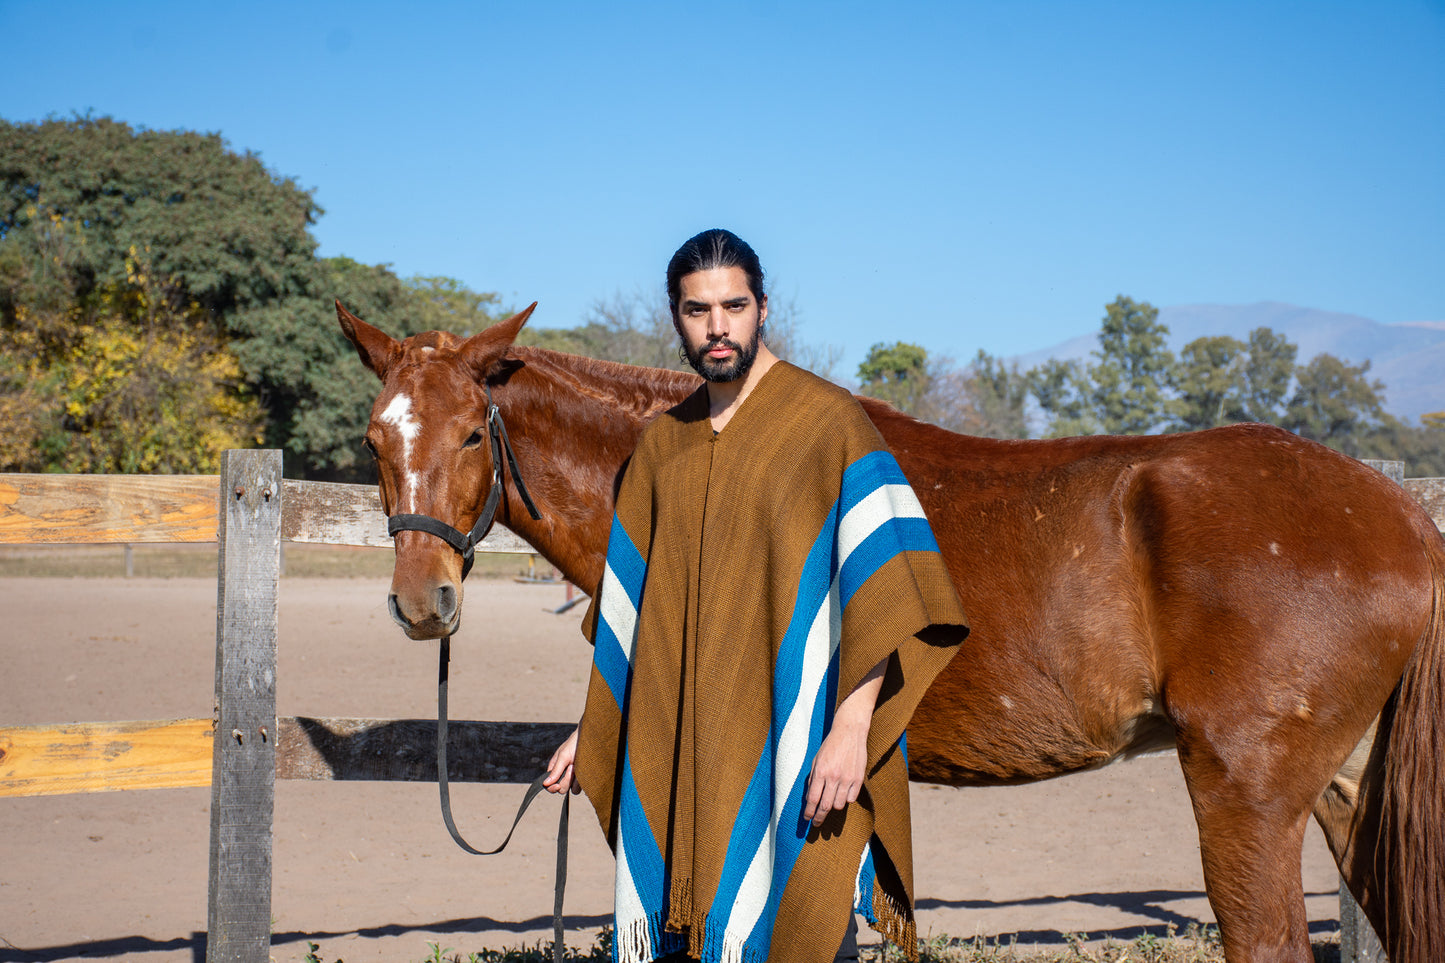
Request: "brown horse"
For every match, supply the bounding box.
[336,301,1445,963]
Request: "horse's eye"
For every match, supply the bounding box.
[362,438,378,458]
[463,428,485,450]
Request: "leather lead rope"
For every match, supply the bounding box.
[438,635,569,963]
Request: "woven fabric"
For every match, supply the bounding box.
[576,362,968,963]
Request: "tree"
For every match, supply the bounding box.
[1240,327,1298,423]
[1027,358,1098,437]
[0,116,320,328]
[1167,335,1248,431]
[958,351,1029,439]
[516,283,846,383]
[234,257,508,480]
[1350,415,1445,476]
[515,288,688,370]
[1280,353,1388,448]
[0,250,262,473]
[1087,295,1174,434]
[857,341,931,414]
[757,290,845,384]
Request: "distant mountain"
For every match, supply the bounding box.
[1010,302,1445,423]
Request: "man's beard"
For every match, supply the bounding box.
[683,329,760,383]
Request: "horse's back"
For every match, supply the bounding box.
[886,419,1440,788]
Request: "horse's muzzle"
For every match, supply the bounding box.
[388,584,460,640]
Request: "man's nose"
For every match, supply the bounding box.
[707,307,728,338]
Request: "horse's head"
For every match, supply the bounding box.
[336,300,536,640]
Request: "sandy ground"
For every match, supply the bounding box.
[1,575,1344,963]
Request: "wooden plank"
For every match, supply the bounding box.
[0,719,213,797]
[0,717,578,797]
[276,717,574,784]
[1404,477,1445,531]
[208,451,282,963]
[0,471,532,552]
[280,478,533,552]
[0,473,216,544]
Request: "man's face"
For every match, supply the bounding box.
[674,266,767,383]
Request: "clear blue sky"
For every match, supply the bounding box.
[4,0,1442,374]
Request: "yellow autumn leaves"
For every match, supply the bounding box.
[0,248,263,474]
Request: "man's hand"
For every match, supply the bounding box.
[803,657,888,824]
[803,713,869,823]
[543,726,582,794]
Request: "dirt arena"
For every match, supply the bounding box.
[2,570,1344,963]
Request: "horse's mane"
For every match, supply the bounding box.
[506,345,702,422]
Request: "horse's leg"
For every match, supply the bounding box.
[1311,718,1388,936]
[1172,730,1318,963]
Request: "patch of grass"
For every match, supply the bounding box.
[0,543,546,580]
[861,925,1341,962]
[418,926,1343,963]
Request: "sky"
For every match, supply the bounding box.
[3,0,1442,376]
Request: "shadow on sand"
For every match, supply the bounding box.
[1,891,1343,961]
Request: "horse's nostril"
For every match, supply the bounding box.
[436,585,458,621]
[388,593,408,627]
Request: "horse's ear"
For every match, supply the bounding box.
[459,302,537,380]
[490,302,537,346]
[336,301,401,379]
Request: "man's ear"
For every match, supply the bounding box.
[458,302,537,381]
[336,301,401,379]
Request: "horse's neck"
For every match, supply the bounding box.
[495,348,699,590]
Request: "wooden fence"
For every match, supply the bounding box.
[2,452,1443,963]
[0,450,571,963]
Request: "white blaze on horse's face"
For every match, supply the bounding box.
[379,393,422,511]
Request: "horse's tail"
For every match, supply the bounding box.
[1379,541,1445,963]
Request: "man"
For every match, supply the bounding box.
[545,229,967,963]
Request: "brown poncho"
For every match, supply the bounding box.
[576,362,967,963]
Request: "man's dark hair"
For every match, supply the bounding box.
[666,229,766,316]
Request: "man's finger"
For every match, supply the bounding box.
[805,778,827,822]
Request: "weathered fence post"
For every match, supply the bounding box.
[1337,459,1400,963]
[207,450,282,963]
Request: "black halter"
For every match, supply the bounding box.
[385,382,541,579]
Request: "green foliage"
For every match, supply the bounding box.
[1027,358,1097,437]
[1167,335,1249,431]
[1086,296,1175,434]
[960,351,1030,439]
[0,115,320,325]
[1280,353,1388,445]
[234,257,508,480]
[515,284,846,384]
[1163,328,1305,432]
[0,115,517,479]
[422,928,613,962]
[1238,326,1298,422]
[858,341,932,413]
[1015,297,1443,473]
[856,342,1029,437]
[0,250,262,473]
[516,288,688,371]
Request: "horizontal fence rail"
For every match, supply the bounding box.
[0,473,533,552]
[0,717,576,797]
